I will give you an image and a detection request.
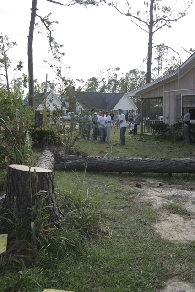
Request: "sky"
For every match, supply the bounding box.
[0,0,195,89]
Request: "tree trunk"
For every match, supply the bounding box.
[146,0,154,84]
[4,149,62,226]
[1,37,10,94]
[35,110,43,127]
[34,148,54,170]
[55,154,195,174]
[28,0,37,106]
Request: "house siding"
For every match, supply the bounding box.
[141,85,163,99]
[139,65,195,126]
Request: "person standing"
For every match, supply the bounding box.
[182,108,190,143]
[118,109,127,146]
[128,110,134,122]
[105,111,112,142]
[92,112,98,140]
[98,111,107,143]
[84,111,92,140]
[110,110,114,125]
[134,109,142,135]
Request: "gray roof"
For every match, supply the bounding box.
[131,52,195,95]
[33,92,48,106]
[23,92,51,107]
[75,92,125,110]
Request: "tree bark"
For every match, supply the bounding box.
[34,148,54,170]
[55,154,195,174]
[35,110,43,127]
[4,149,62,226]
[146,0,154,84]
[28,0,37,106]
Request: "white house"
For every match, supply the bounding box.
[23,91,62,112]
[74,92,137,114]
[36,91,62,111]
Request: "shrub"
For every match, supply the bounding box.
[0,119,33,165]
[150,122,169,134]
[61,126,81,154]
[29,126,62,148]
[153,121,183,141]
[167,122,183,141]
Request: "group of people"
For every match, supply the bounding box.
[79,108,142,146]
[75,108,192,145]
[92,110,112,143]
[79,110,112,143]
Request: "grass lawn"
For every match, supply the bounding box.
[1,128,195,291]
[74,126,195,159]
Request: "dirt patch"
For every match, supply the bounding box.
[160,277,195,292]
[130,178,195,242]
[154,212,195,242]
[128,178,195,291]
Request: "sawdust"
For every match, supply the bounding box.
[130,179,195,241]
[160,278,195,292]
[131,178,195,291]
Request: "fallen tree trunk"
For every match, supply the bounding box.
[34,148,54,170]
[55,154,195,173]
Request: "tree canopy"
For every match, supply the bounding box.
[109,0,193,83]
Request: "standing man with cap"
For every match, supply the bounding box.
[182,108,190,143]
[118,109,127,146]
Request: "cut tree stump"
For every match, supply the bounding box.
[4,163,62,226]
[35,110,43,127]
[55,154,195,174]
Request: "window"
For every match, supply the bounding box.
[182,95,195,120]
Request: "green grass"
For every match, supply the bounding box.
[163,202,191,216]
[73,127,195,159]
[1,130,195,291]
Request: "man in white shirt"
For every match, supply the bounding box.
[98,111,107,143]
[118,109,127,145]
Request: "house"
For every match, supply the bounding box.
[23,91,62,112]
[132,52,195,130]
[74,92,137,115]
[35,91,62,112]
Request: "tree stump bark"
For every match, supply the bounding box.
[35,110,43,127]
[4,164,61,226]
[55,154,195,174]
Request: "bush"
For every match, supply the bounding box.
[29,126,62,148]
[152,121,184,141]
[150,122,169,134]
[168,122,183,141]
